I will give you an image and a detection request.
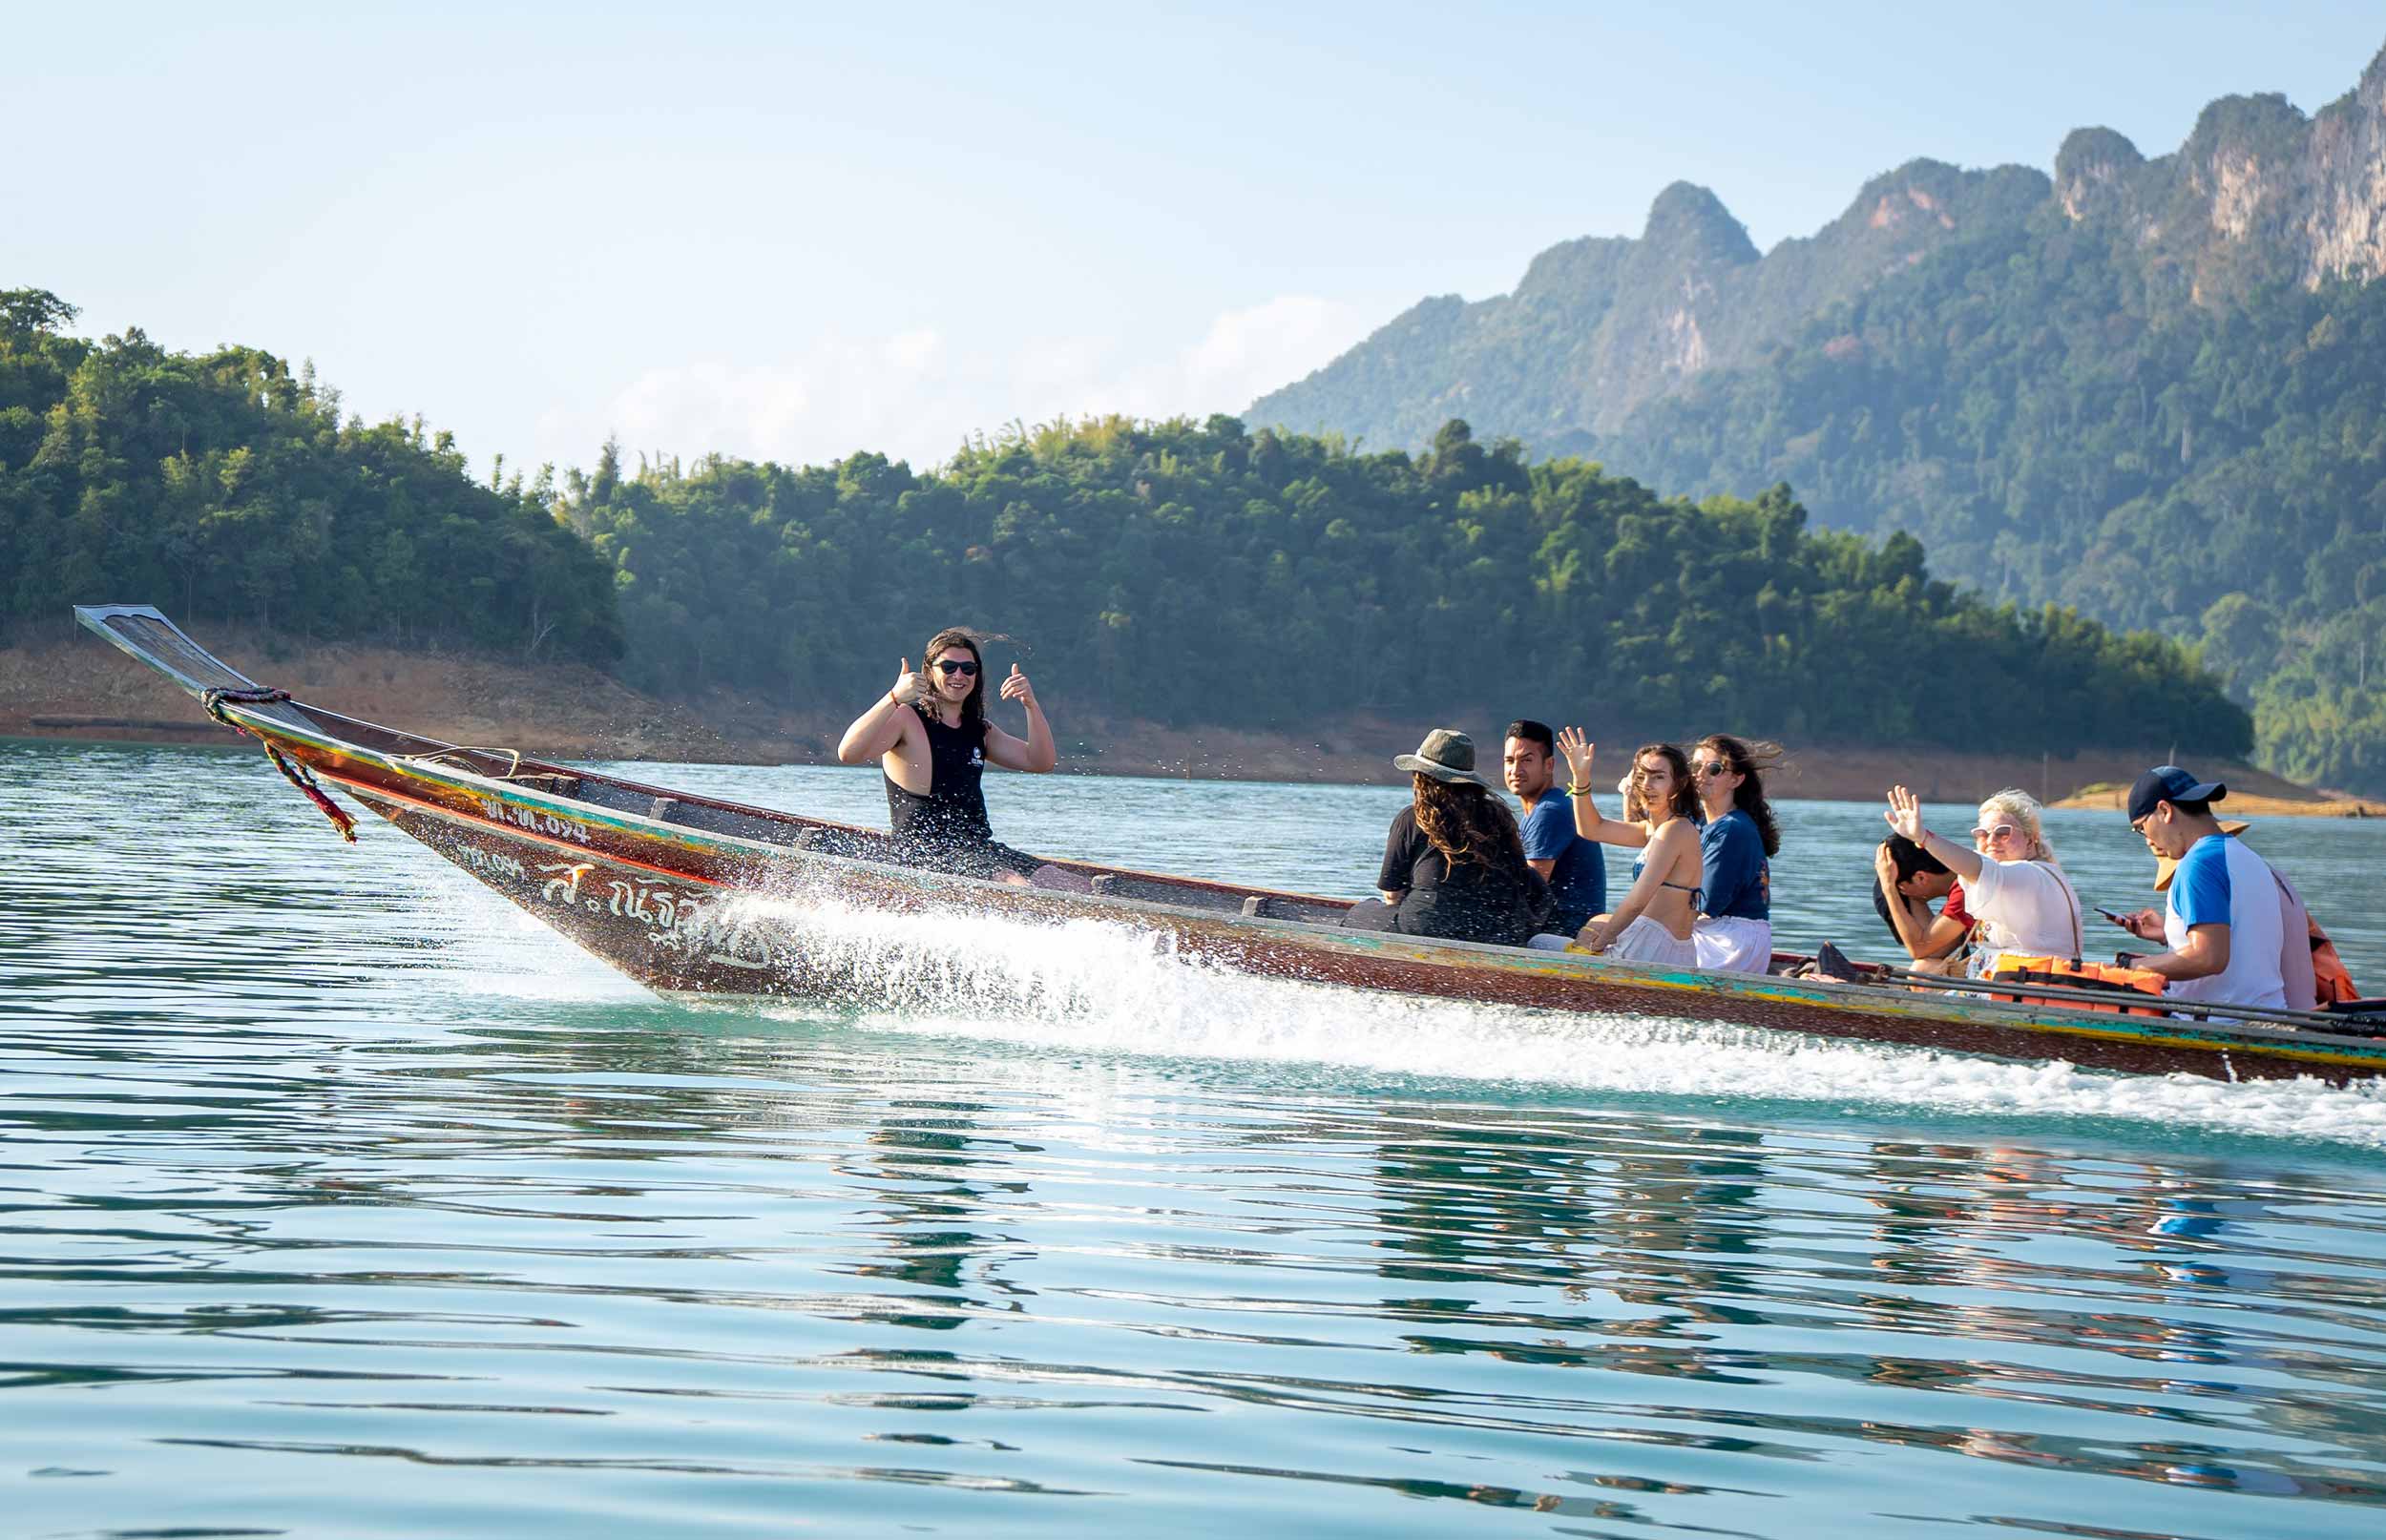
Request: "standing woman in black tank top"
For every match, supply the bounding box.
[835,627,1059,884]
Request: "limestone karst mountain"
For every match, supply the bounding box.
[1253,44,2386,454]
[1248,41,2386,795]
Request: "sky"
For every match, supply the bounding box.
[8,2,2383,476]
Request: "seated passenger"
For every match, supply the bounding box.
[1883,785,2082,976]
[2147,820,2360,1011]
[2108,768,2286,1011]
[1689,735,1780,973]
[835,627,1057,884]
[1871,834,1972,974]
[1502,718,1607,935]
[1342,729,1552,947]
[1554,728,1703,967]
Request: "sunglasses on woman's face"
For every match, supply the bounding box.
[933,659,979,676]
[1970,823,2016,843]
[1694,761,1732,779]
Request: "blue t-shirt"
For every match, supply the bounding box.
[1519,792,1606,928]
[2168,835,2234,928]
[1700,807,1770,922]
[2164,833,2287,1009]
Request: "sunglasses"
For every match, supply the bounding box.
[1970,823,2017,843]
[1694,761,1733,780]
[933,659,979,676]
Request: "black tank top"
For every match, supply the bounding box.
[886,708,993,853]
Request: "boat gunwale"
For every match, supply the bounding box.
[73,603,2386,1073]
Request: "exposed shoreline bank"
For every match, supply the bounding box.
[10,628,2372,812]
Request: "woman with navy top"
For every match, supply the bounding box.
[1688,735,1780,973]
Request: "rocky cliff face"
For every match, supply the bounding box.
[2304,51,2386,286]
[1254,40,2386,454]
[2052,51,2386,302]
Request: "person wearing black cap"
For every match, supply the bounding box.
[1342,729,1553,947]
[2109,766,2287,1011]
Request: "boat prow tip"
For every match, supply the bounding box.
[72,603,266,698]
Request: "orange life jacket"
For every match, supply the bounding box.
[1985,954,2170,1016]
[2312,920,2359,1006]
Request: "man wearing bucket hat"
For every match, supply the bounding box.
[1341,728,1553,947]
[2107,766,2286,1011]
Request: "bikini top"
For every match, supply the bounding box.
[1629,846,1704,911]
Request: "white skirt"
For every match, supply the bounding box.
[1604,915,1698,968]
[1694,916,1773,974]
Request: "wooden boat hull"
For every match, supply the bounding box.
[73,604,2386,1084]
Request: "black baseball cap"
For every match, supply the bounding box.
[2125,764,2226,822]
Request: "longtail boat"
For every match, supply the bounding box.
[74,604,2386,1084]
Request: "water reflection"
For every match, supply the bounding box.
[847,1100,1020,1329]
[1300,1104,2386,1513]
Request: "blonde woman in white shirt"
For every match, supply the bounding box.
[1883,786,2082,974]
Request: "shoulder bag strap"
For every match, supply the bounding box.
[2041,861,2083,964]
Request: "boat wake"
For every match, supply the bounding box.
[707,894,2386,1153]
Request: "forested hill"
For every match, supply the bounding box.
[1246,42,2386,794]
[0,290,618,659]
[0,289,2246,760]
[549,418,2242,759]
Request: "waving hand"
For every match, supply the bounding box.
[1556,726,1595,791]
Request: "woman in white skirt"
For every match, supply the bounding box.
[1554,729,1703,968]
[1688,734,1783,973]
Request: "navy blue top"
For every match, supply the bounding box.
[1700,807,1770,922]
[1519,792,1606,930]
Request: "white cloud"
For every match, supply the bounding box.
[1170,296,1369,410]
[531,296,1372,473]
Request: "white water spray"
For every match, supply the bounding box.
[692,892,2386,1152]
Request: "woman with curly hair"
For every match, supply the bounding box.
[1689,734,1783,973]
[1342,729,1552,947]
[1554,729,1703,967]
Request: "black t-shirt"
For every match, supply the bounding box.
[1376,806,1553,947]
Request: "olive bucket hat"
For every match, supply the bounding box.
[1392,728,1500,791]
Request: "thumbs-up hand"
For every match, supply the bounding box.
[999,661,1036,709]
[890,657,927,705]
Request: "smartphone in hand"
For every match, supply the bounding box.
[2093,905,2131,926]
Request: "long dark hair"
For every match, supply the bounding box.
[1630,742,1699,825]
[1696,734,1783,857]
[1412,774,1529,874]
[918,626,986,740]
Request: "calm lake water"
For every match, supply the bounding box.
[7,739,2386,1538]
